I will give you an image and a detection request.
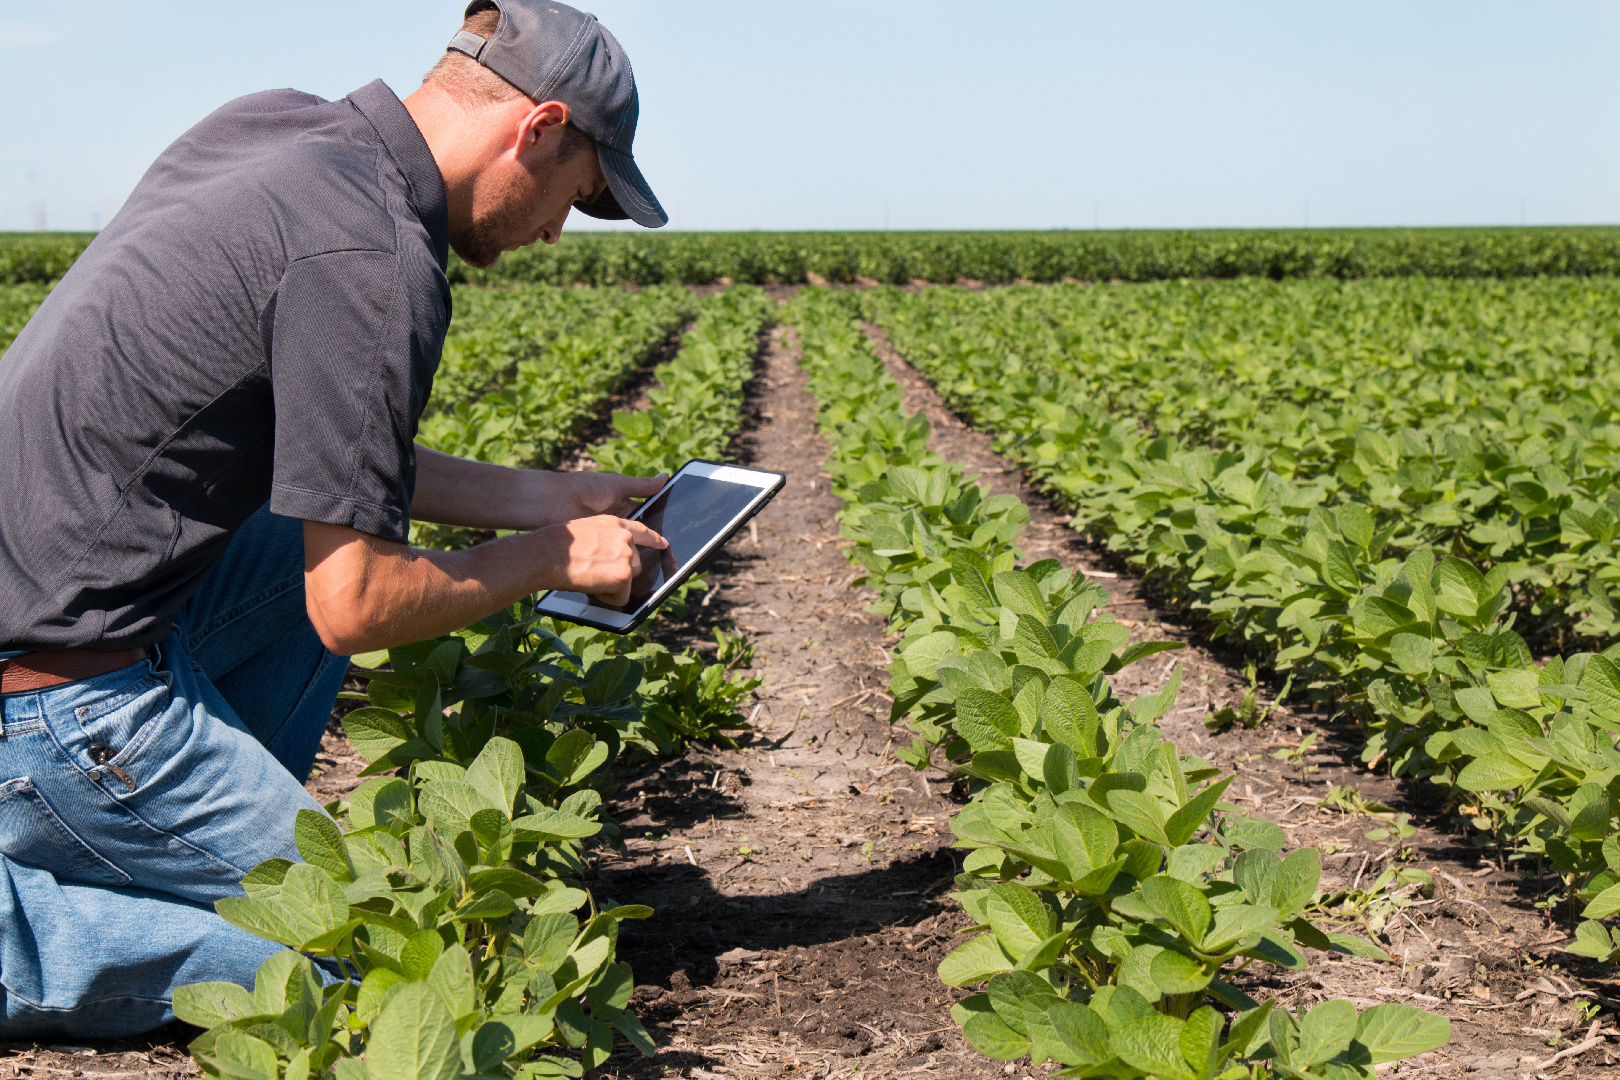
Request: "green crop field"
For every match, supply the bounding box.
[7,244,1619,1076]
[9,225,1620,287]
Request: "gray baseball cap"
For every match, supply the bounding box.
[447,0,667,228]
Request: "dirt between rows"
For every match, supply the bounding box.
[4,296,1608,1080]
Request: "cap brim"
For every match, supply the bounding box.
[576,143,667,228]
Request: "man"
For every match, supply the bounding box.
[0,0,668,1036]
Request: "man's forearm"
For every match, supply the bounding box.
[409,445,559,530]
[305,524,563,653]
[303,512,666,655]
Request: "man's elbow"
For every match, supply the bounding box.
[306,592,382,656]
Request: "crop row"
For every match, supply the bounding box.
[786,288,1449,1078]
[12,227,1620,287]
[860,282,1620,970]
[174,288,777,1079]
[417,285,693,478]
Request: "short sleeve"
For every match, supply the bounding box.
[266,249,433,542]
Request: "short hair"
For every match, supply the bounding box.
[424,2,594,158]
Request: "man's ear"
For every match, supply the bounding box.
[516,99,571,156]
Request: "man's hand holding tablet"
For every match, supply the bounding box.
[547,513,671,607]
[538,460,786,633]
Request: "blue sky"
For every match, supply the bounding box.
[2,1,1616,232]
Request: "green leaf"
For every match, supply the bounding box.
[213,897,301,949]
[427,946,476,1020]
[1119,837,1163,881]
[294,809,353,881]
[963,1011,1031,1061]
[371,779,417,836]
[239,859,292,898]
[938,933,1015,986]
[416,779,500,832]
[993,571,1049,620]
[899,631,964,681]
[1150,949,1212,995]
[511,809,602,841]
[1327,933,1392,962]
[1220,815,1286,852]
[614,1012,656,1057]
[1581,882,1620,920]
[1299,999,1356,1065]
[986,883,1051,957]
[1582,655,1620,723]
[1011,737,1052,782]
[1221,1000,1275,1059]
[1108,790,1171,847]
[1243,930,1306,969]
[467,867,550,898]
[1288,917,1333,952]
[1113,1015,1196,1080]
[356,968,405,1027]
[250,950,305,1015]
[366,983,462,1080]
[332,1060,370,1080]
[470,1016,555,1073]
[1048,1002,1111,1067]
[1337,503,1375,552]
[341,705,417,748]
[172,981,255,1029]
[1140,875,1212,945]
[957,688,1022,750]
[213,1033,279,1080]
[400,929,446,981]
[1272,846,1321,917]
[1233,849,1279,907]
[1353,1003,1452,1064]
[1435,557,1484,618]
[1567,920,1617,961]
[453,889,517,923]
[1486,668,1542,710]
[1389,633,1437,676]
[1039,677,1099,756]
[1164,777,1232,847]
[1204,903,1281,951]
[465,736,524,817]
[1456,753,1535,792]
[1053,802,1118,878]
[1165,843,1226,882]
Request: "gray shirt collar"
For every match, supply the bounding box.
[347,80,450,269]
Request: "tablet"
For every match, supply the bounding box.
[535,460,786,633]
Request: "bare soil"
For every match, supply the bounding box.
[7,298,1612,1080]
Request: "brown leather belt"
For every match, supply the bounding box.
[0,647,150,694]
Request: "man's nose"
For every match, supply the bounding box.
[540,205,573,246]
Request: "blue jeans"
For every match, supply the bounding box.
[0,506,348,1037]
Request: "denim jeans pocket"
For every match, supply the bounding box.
[70,673,173,792]
[0,777,132,886]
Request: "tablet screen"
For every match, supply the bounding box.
[550,472,763,615]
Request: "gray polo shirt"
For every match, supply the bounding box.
[0,80,451,655]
